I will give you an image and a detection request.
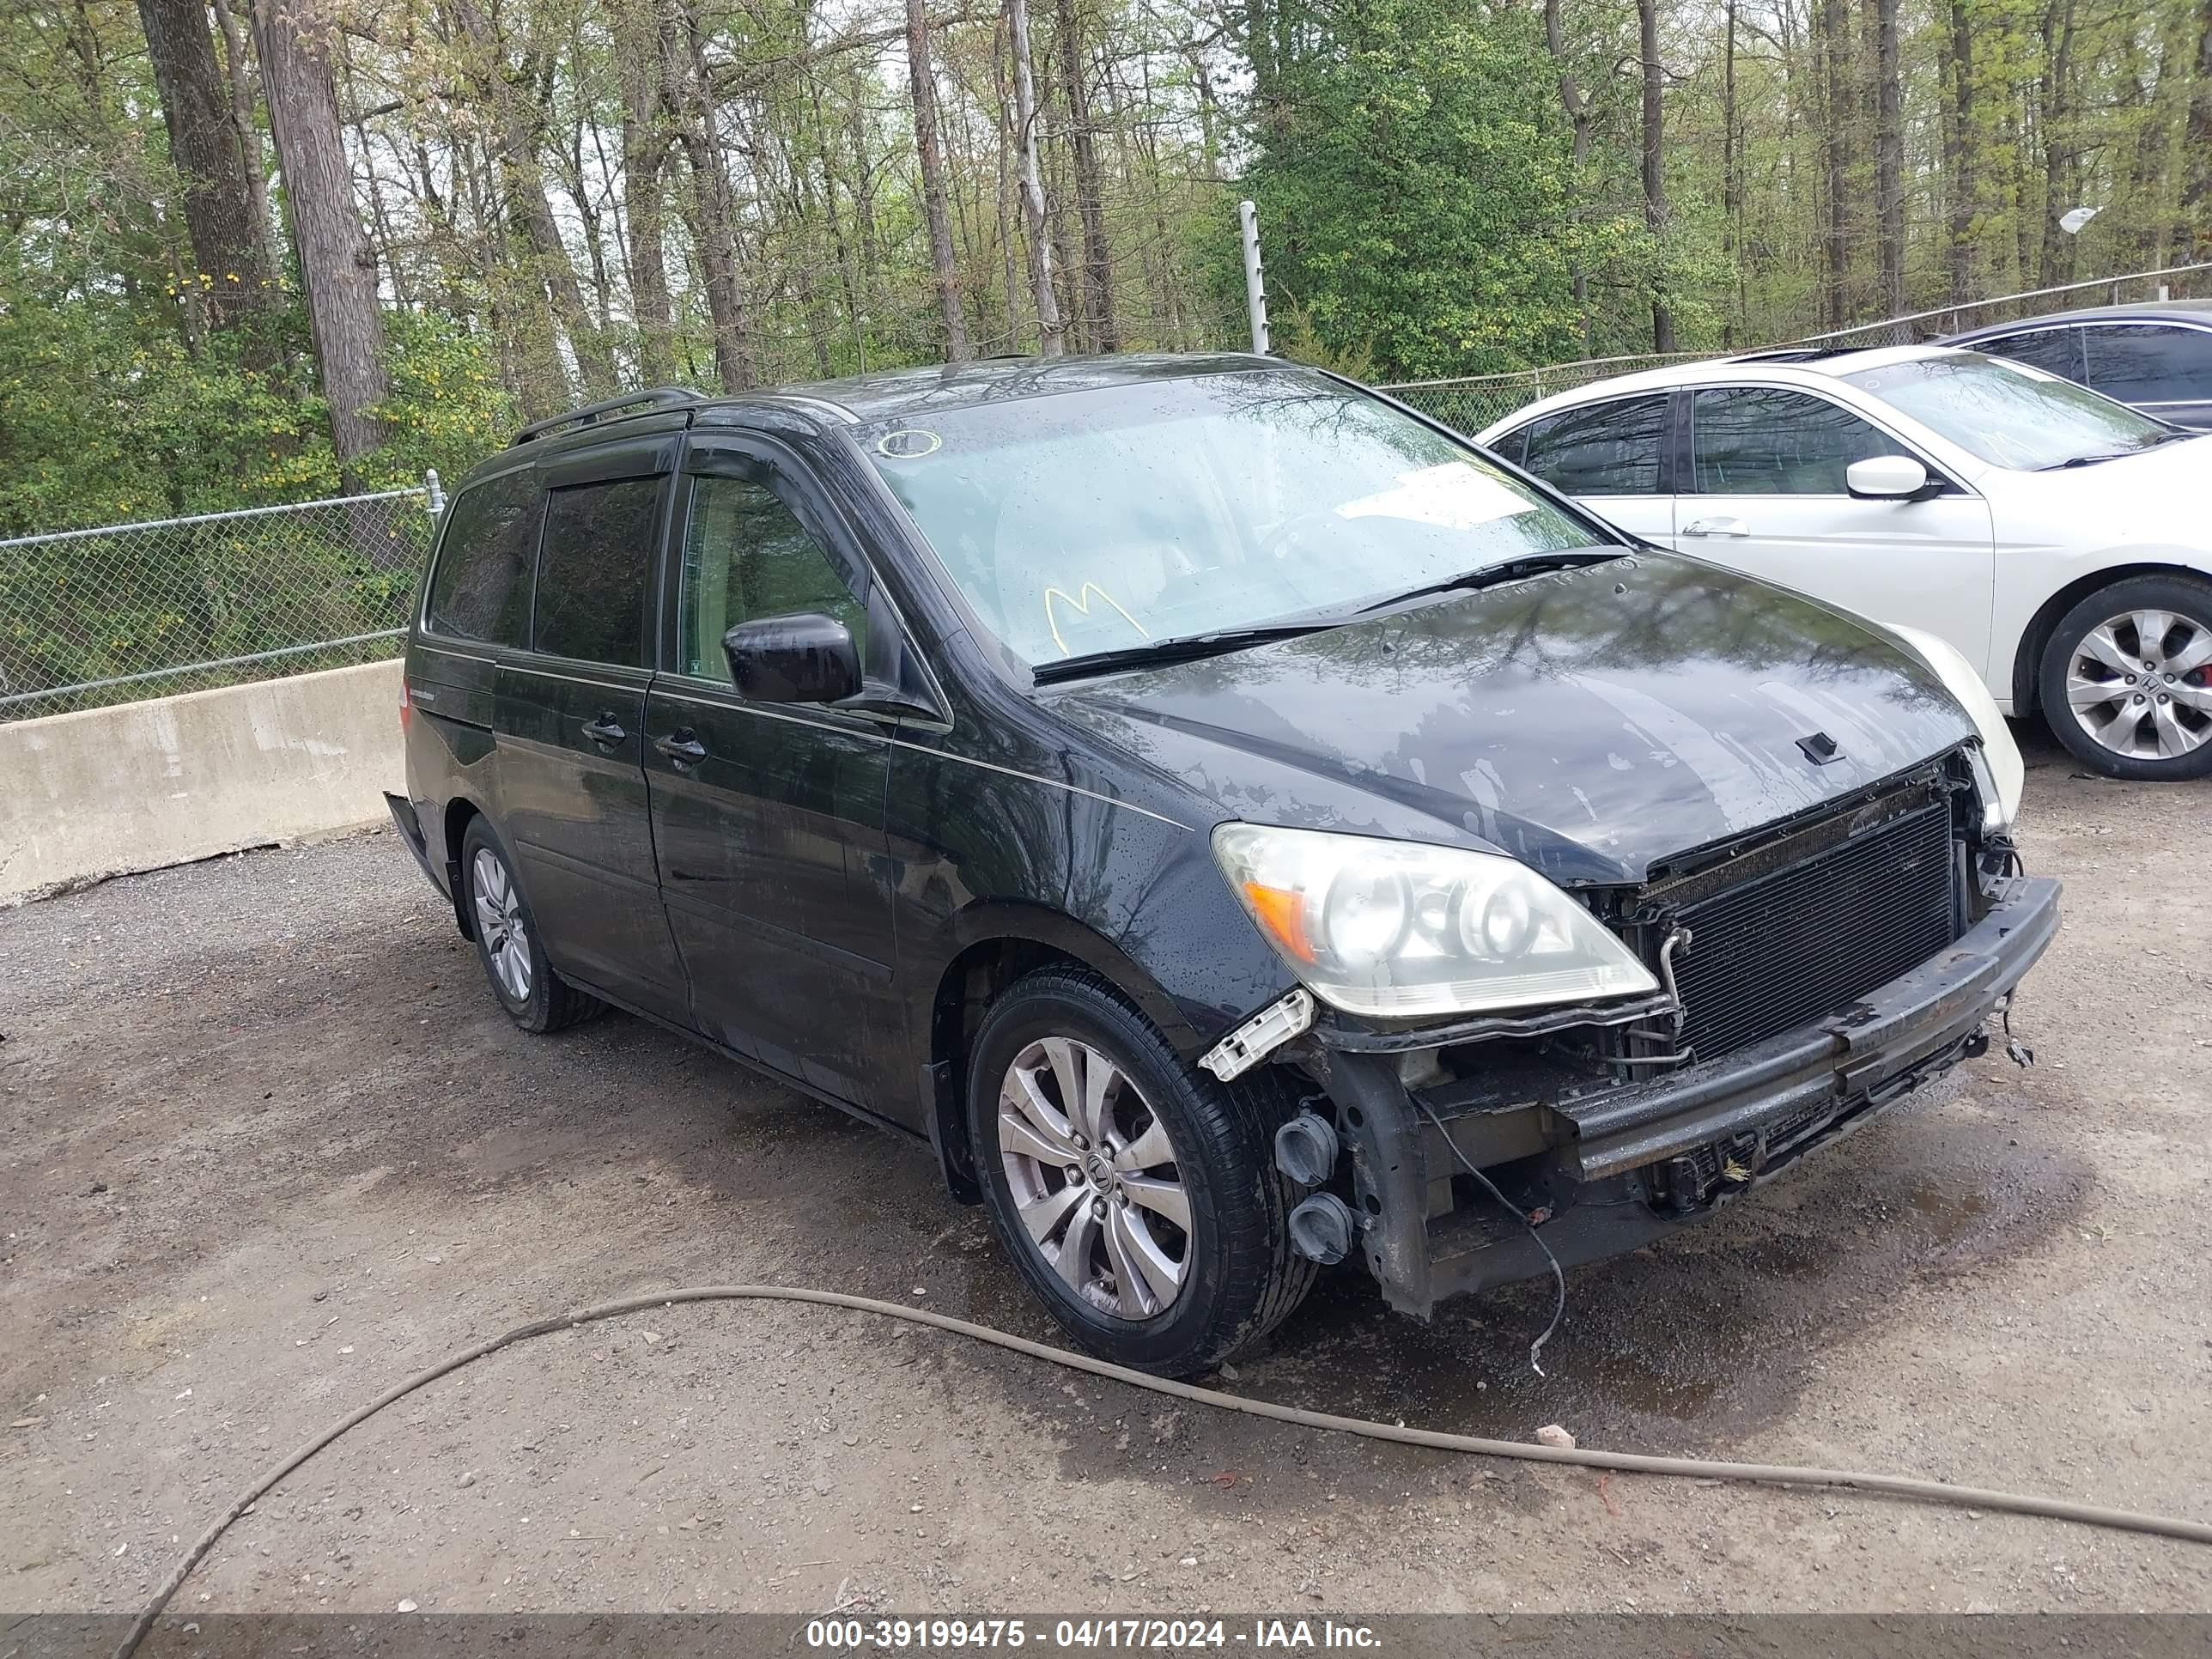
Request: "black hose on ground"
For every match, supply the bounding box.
[117,1283,2212,1659]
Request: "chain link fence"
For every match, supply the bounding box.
[0,479,443,723]
[1380,260,2212,437]
[1381,352,1705,436]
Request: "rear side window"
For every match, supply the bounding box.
[1978,327,2085,382]
[532,477,664,665]
[424,471,540,646]
[677,476,866,681]
[1518,395,1668,495]
[1691,386,1905,495]
[2083,324,2212,404]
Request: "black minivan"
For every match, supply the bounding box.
[388,355,2059,1376]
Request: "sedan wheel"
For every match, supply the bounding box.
[998,1036,1189,1319]
[2063,608,2212,763]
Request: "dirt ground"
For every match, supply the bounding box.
[4,723,2209,1620]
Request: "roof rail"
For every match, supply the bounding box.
[510,386,705,446]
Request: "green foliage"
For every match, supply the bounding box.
[365,312,520,491]
[1237,1,1645,381]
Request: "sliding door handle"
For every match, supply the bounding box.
[1682,516,1750,538]
[653,731,708,767]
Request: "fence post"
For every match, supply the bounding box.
[1237,200,1271,356]
[423,469,446,518]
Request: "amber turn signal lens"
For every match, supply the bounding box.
[1241,881,1316,963]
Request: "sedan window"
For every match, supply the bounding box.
[2083,324,2212,405]
[1518,395,1668,495]
[1843,353,2175,469]
[1975,326,2085,382]
[1691,386,1905,495]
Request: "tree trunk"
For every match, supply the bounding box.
[1945,0,1979,301]
[1637,0,1674,353]
[450,0,615,402]
[661,0,753,391]
[1875,0,1905,316]
[2038,0,2081,287]
[905,0,972,362]
[1544,0,1595,349]
[249,0,387,484]
[210,0,283,293]
[1722,0,1741,347]
[1054,0,1117,352]
[137,0,272,324]
[616,2,677,385]
[2183,0,2212,252]
[1820,0,1850,326]
[1007,0,1066,355]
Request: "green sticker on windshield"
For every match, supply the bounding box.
[876,428,942,459]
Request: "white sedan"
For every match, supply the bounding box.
[1474,345,2212,781]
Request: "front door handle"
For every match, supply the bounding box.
[1682,516,1750,538]
[653,731,708,768]
[580,714,627,745]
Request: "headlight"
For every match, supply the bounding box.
[1212,823,1659,1018]
[1881,623,2023,829]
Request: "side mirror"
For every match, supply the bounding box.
[1846,454,1933,500]
[722,612,861,706]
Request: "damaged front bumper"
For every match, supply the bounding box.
[1319,874,2061,1319]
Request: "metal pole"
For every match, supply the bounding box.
[423,469,447,517]
[1237,200,1271,356]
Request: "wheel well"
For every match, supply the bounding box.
[2011,562,2212,716]
[442,798,483,939]
[926,938,1091,1205]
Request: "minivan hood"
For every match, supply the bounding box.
[1047,552,1977,885]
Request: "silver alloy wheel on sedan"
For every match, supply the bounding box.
[471,847,533,1003]
[998,1036,1190,1320]
[2065,608,2212,761]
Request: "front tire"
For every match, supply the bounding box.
[966,967,1315,1376]
[2038,574,2212,780]
[459,818,602,1034]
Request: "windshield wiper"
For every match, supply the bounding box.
[1030,621,1341,684]
[1355,547,1624,614]
[2042,430,2197,469]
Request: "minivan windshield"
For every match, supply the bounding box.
[858,369,1610,668]
[1841,352,2181,471]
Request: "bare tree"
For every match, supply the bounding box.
[906,0,973,361]
[450,0,617,402]
[2183,0,2212,251]
[249,0,388,483]
[1637,0,1674,351]
[1054,0,1117,351]
[1007,0,1065,355]
[1875,0,1905,314]
[616,0,678,385]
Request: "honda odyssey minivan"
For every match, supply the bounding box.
[387,355,2059,1376]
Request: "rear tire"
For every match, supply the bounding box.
[966,966,1316,1376]
[2038,574,2212,781]
[459,818,602,1034]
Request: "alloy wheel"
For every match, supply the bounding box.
[2063,609,2212,762]
[471,847,533,1004]
[997,1036,1190,1320]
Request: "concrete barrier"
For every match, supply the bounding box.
[1,659,403,901]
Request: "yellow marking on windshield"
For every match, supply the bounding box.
[1043,583,1152,656]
